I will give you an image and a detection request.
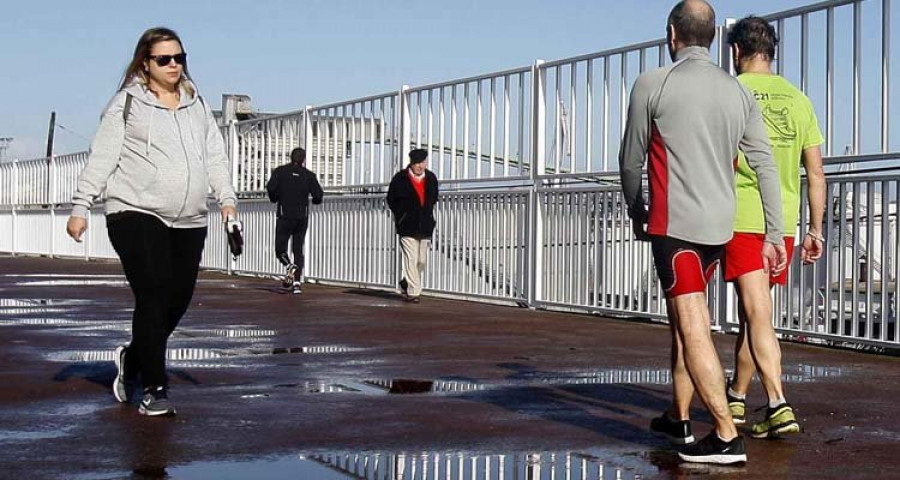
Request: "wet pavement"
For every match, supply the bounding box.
[1,255,898,479]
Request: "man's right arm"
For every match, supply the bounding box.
[618,74,654,238]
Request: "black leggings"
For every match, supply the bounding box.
[275,216,309,274]
[107,212,207,388]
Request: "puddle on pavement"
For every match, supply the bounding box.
[266,363,847,398]
[11,278,129,287]
[76,450,654,480]
[175,328,277,339]
[0,427,72,443]
[48,345,360,363]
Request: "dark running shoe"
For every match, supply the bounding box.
[138,387,176,417]
[751,403,801,438]
[292,281,302,295]
[678,432,747,464]
[399,278,409,298]
[650,412,695,445]
[113,345,130,403]
[282,264,297,289]
[727,390,746,425]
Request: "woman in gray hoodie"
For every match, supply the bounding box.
[66,27,237,416]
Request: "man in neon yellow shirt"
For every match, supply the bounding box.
[723,16,826,438]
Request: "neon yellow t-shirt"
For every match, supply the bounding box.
[734,73,824,235]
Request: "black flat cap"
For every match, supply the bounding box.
[409,148,428,164]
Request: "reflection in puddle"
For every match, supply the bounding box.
[0,427,72,443]
[1,274,123,279]
[80,450,648,480]
[48,345,360,363]
[277,363,847,397]
[13,279,130,287]
[175,328,277,339]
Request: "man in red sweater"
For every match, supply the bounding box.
[387,149,440,303]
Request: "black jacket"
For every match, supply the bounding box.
[266,163,324,218]
[386,168,439,238]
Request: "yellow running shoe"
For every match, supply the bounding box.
[727,391,746,425]
[751,403,801,438]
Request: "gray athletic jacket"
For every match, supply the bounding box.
[619,46,783,246]
[71,81,236,228]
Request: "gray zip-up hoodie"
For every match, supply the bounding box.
[71,81,236,228]
[619,46,783,246]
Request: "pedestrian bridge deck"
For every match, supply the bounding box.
[0,255,897,479]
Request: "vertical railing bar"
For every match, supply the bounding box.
[569,62,577,174]
[555,65,562,176]
[477,80,484,180]
[440,87,446,180]
[853,0,861,154]
[586,59,594,173]
[882,0,891,153]
[464,83,471,180]
[826,7,835,156]
[603,56,610,171]
[490,78,497,178]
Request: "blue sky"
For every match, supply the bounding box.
[0,0,890,159]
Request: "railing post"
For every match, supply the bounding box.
[11,158,18,256]
[527,59,546,308]
[720,18,737,74]
[399,85,411,170]
[85,208,91,261]
[304,105,313,172]
[228,119,239,191]
[882,0,891,153]
[48,155,56,258]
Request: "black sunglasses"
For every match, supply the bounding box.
[148,53,187,67]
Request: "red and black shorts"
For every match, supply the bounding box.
[723,233,795,285]
[650,235,724,299]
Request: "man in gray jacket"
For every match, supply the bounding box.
[619,0,786,464]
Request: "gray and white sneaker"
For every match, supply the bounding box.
[292,281,302,295]
[138,387,176,416]
[113,345,130,403]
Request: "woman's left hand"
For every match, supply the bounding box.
[221,205,237,221]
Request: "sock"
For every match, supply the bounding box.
[716,432,735,443]
[769,397,787,409]
[728,387,746,400]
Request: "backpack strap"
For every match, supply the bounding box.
[122,92,133,125]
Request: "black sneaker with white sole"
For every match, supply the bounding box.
[138,386,176,416]
[399,278,409,299]
[650,412,695,445]
[113,345,130,403]
[282,264,297,289]
[292,281,302,295]
[678,432,747,464]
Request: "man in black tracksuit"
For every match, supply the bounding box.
[266,147,324,293]
[387,148,439,303]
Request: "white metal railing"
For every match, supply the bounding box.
[307,451,641,480]
[307,92,400,188]
[405,67,534,183]
[2,169,897,347]
[229,110,306,193]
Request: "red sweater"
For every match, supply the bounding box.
[409,170,426,206]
